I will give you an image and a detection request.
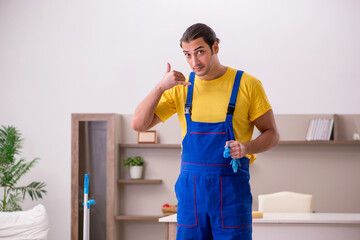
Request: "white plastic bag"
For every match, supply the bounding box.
[0,204,49,240]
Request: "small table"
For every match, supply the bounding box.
[159,213,360,240]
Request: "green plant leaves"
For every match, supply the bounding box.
[123,156,144,167]
[13,181,47,201]
[0,125,47,212]
[0,126,22,166]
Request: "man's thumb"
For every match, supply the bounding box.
[166,62,171,73]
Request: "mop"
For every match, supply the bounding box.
[83,174,95,240]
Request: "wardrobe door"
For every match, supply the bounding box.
[71,114,115,240]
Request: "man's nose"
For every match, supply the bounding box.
[191,56,199,66]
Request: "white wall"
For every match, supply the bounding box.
[1,0,360,239]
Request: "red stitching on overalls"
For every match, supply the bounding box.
[221,176,252,229]
[182,161,230,166]
[190,132,227,135]
[182,161,249,166]
[177,175,198,227]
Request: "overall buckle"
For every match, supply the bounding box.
[227,106,235,115]
[185,105,192,114]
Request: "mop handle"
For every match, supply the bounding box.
[83,174,89,240]
[84,174,89,195]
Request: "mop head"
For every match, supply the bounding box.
[223,145,241,173]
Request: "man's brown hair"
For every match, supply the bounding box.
[180,23,220,53]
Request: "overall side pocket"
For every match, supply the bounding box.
[175,174,198,227]
[220,176,252,228]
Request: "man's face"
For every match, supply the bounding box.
[181,37,218,78]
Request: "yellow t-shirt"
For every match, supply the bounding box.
[154,67,272,164]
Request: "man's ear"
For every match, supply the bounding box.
[212,41,219,54]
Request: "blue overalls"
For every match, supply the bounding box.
[175,71,252,240]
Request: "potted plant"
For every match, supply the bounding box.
[123,156,144,179]
[0,125,47,211]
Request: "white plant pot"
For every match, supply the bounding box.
[129,166,143,179]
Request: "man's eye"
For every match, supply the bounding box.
[185,53,190,58]
[197,50,204,55]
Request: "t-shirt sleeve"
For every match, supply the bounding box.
[248,80,272,122]
[154,88,177,123]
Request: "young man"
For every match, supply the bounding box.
[132,23,279,240]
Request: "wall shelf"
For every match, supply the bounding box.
[119,143,181,148]
[117,141,174,239]
[278,140,360,145]
[117,179,162,184]
[115,215,163,221]
[120,141,360,148]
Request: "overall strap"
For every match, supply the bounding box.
[226,70,243,140]
[227,70,243,116]
[185,72,196,125]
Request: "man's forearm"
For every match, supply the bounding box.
[131,85,164,131]
[243,128,279,155]
[132,63,189,132]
